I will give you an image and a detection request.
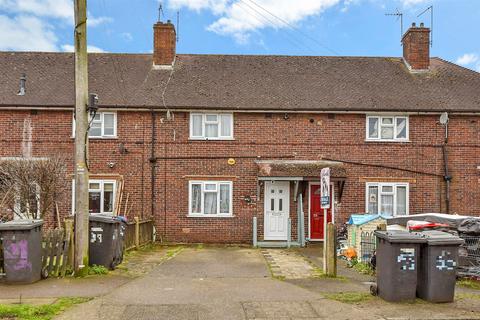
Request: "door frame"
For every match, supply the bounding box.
[308,181,335,241]
[264,180,290,241]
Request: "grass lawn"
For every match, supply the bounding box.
[0,297,91,320]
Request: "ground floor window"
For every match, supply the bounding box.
[188,181,232,216]
[366,182,408,216]
[72,179,116,215]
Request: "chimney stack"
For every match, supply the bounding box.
[153,20,176,67]
[402,22,430,71]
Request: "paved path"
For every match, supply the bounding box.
[57,247,370,320]
[262,249,316,279]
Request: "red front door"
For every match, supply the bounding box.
[310,184,333,240]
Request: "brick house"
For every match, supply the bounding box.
[0,21,479,245]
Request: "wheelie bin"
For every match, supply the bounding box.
[89,215,126,270]
[0,220,43,284]
[374,230,426,302]
[417,231,464,302]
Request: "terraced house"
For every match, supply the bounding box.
[0,21,479,245]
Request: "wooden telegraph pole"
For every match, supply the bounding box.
[73,0,90,276]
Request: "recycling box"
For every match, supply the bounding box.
[374,230,426,302]
[89,214,126,270]
[0,220,43,284]
[417,231,464,303]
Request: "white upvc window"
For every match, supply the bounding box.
[190,113,233,140]
[365,182,409,217]
[72,112,117,138]
[72,179,116,215]
[188,181,233,216]
[366,115,408,141]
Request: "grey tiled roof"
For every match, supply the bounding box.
[1,52,479,112]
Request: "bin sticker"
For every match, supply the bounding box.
[91,227,103,232]
[4,239,32,271]
[398,248,415,271]
[91,232,103,244]
[436,250,456,271]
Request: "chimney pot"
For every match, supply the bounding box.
[402,23,430,71]
[412,22,416,27]
[153,21,176,67]
[420,22,424,27]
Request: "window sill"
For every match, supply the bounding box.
[187,214,235,218]
[364,139,410,143]
[71,136,119,140]
[189,138,235,141]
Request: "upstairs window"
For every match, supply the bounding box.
[366,182,408,216]
[189,181,232,216]
[72,112,117,138]
[366,115,408,141]
[190,113,233,140]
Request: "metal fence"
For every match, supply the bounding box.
[458,234,480,277]
[360,231,376,264]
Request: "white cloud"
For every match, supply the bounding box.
[61,44,106,53]
[0,15,57,51]
[0,0,73,20]
[121,32,133,42]
[0,0,111,52]
[399,0,430,6]
[456,53,479,66]
[456,53,480,73]
[168,0,341,43]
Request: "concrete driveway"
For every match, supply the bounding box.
[57,246,368,320]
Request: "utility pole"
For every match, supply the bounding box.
[73,0,89,276]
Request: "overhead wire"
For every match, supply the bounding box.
[233,1,317,55]
[243,0,340,55]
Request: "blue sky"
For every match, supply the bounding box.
[0,0,479,71]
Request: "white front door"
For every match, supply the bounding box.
[264,181,290,240]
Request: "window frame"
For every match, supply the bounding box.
[72,112,117,139]
[365,182,409,217]
[188,180,233,217]
[71,179,117,215]
[365,115,409,142]
[189,113,234,140]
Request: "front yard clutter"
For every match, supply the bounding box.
[0,220,43,284]
[89,214,127,270]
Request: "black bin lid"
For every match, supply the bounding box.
[375,230,427,243]
[89,214,120,224]
[419,230,465,246]
[0,219,44,231]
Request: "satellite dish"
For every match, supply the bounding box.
[439,112,449,125]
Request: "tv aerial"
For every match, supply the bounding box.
[417,5,433,47]
[385,8,403,45]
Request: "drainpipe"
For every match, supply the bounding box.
[149,110,157,229]
[442,115,452,214]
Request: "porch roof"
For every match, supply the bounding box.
[255,160,346,179]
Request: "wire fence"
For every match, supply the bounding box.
[458,234,480,277]
[360,231,376,264]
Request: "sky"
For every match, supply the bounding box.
[0,0,479,72]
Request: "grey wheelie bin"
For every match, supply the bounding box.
[0,220,43,284]
[374,230,426,302]
[417,231,464,303]
[89,215,126,270]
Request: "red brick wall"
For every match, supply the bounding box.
[0,109,479,243]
